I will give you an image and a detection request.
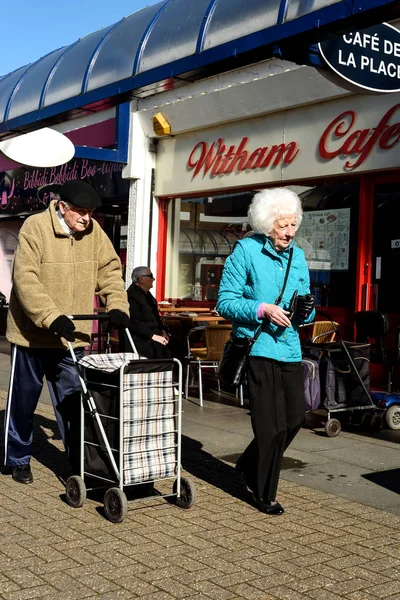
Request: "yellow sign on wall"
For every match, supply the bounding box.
[153,112,171,136]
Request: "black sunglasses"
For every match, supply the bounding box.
[142,273,154,279]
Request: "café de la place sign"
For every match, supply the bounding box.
[318,22,400,93]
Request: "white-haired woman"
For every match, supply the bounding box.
[216,187,315,514]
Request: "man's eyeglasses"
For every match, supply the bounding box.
[143,274,155,279]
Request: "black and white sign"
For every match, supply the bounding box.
[318,23,400,93]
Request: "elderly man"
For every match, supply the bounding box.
[121,266,185,366]
[4,179,130,484]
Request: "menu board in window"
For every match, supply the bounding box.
[296,208,350,271]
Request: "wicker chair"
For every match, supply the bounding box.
[185,324,233,406]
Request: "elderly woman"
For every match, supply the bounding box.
[216,187,315,514]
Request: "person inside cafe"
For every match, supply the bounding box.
[216,187,315,515]
[121,266,185,365]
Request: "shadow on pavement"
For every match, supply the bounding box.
[0,408,71,482]
[362,468,400,495]
[181,434,250,504]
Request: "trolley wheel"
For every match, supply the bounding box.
[104,488,128,523]
[360,412,373,431]
[172,476,196,509]
[65,475,86,508]
[325,418,341,437]
[370,413,383,433]
[385,405,400,430]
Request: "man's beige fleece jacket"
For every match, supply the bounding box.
[6,200,129,349]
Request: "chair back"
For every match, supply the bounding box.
[355,310,389,363]
[311,320,339,344]
[204,324,232,361]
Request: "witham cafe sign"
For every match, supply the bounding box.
[155,93,400,196]
[318,22,400,93]
[0,158,129,216]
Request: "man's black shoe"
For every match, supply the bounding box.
[12,464,33,484]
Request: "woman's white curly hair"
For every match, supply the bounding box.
[247,187,303,236]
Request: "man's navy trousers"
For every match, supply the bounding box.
[4,344,84,471]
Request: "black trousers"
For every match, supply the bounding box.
[237,357,305,502]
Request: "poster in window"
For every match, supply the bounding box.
[296,208,350,271]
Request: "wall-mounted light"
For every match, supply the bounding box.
[152,112,171,136]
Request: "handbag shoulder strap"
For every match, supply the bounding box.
[274,246,293,306]
[252,246,294,342]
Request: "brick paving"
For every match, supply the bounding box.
[1,392,400,600]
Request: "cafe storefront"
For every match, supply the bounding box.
[148,62,400,344]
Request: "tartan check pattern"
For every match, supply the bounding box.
[123,417,176,439]
[79,355,179,485]
[123,448,177,485]
[79,352,143,372]
[123,370,178,483]
[123,432,176,454]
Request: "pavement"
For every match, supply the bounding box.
[1,338,400,600]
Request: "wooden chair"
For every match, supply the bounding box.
[301,320,339,345]
[185,324,232,406]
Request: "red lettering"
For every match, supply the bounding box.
[341,129,371,155]
[245,148,265,170]
[187,139,224,177]
[226,137,249,173]
[260,142,299,168]
[216,145,237,174]
[318,111,355,160]
[319,104,400,169]
[379,123,400,150]
[187,137,299,178]
[211,142,227,176]
[346,105,400,168]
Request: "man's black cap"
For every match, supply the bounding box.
[60,180,102,209]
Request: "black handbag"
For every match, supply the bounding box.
[217,248,293,388]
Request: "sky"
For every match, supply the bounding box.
[0,0,160,76]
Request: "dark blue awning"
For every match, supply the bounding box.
[0,0,398,137]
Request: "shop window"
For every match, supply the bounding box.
[165,193,251,303]
[298,184,360,310]
[164,185,361,312]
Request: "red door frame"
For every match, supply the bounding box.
[155,197,170,301]
[356,175,374,312]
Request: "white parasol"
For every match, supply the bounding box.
[0,127,75,167]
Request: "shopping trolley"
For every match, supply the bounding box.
[64,315,196,523]
[302,314,383,437]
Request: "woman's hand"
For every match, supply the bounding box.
[152,334,168,345]
[260,303,292,328]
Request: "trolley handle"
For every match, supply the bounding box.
[68,314,110,321]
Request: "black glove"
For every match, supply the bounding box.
[49,315,75,342]
[295,294,316,320]
[108,309,130,330]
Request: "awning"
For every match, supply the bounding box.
[0,0,398,137]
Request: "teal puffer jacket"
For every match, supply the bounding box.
[216,235,315,362]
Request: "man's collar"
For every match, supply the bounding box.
[56,207,75,236]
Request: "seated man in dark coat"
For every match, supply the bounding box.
[121,266,185,364]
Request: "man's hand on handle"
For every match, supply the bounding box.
[108,309,130,329]
[49,315,76,342]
